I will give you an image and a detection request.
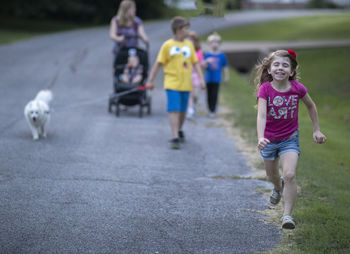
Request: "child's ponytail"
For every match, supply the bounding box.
[254,57,273,96]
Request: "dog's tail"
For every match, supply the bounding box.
[35,90,53,105]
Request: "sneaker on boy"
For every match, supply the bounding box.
[178,130,185,143]
[169,138,180,149]
[281,215,295,229]
[270,177,284,205]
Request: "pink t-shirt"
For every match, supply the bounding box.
[257,80,307,142]
[192,50,204,87]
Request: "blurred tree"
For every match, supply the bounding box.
[226,0,240,9]
[213,0,227,16]
[200,0,239,15]
[308,0,337,8]
[134,0,167,20]
[0,0,167,24]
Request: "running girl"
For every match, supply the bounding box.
[256,49,326,229]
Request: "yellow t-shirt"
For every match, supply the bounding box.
[156,39,198,91]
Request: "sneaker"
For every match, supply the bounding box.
[178,130,185,143]
[209,112,216,118]
[169,138,180,149]
[270,177,284,205]
[281,215,296,229]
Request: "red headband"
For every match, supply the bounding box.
[287,49,296,59]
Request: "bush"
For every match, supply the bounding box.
[0,0,168,24]
[308,0,338,8]
[226,0,240,10]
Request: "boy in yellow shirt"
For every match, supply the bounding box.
[146,16,205,149]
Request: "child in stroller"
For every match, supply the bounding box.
[120,48,143,84]
[109,46,151,117]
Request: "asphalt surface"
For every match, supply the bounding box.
[0,10,341,254]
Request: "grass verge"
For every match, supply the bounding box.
[222,47,350,253]
[216,12,350,41]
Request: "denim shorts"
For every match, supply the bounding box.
[166,89,190,112]
[260,130,300,161]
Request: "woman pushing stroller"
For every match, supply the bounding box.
[110,0,148,62]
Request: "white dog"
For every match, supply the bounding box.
[24,90,53,140]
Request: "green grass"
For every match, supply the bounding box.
[222,47,350,253]
[216,13,350,41]
[222,71,257,143]
[167,8,202,18]
[0,15,90,45]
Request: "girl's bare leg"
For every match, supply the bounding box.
[188,93,193,109]
[192,86,199,106]
[264,158,282,191]
[280,152,298,216]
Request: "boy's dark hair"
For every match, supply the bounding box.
[171,16,190,34]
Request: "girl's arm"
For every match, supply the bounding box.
[109,18,125,43]
[257,98,270,150]
[193,62,206,90]
[137,24,148,43]
[301,93,327,144]
[223,66,229,84]
[146,62,162,89]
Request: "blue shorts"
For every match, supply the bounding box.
[166,90,190,112]
[260,130,300,161]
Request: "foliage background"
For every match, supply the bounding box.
[0,0,168,24]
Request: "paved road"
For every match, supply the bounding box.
[0,10,341,254]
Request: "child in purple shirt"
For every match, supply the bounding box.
[256,49,326,230]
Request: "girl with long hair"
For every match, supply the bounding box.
[256,49,326,229]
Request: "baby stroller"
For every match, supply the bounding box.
[108,39,151,117]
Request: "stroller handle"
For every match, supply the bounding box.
[119,34,149,51]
